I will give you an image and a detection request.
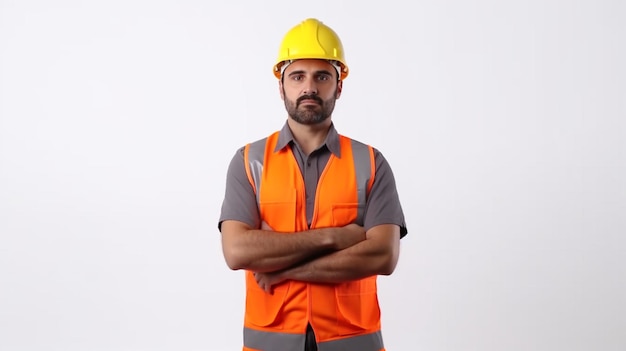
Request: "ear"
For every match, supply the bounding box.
[335,80,343,99]
[279,80,285,100]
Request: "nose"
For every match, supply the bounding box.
[302,79,318,95]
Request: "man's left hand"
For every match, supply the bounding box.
[254,271,286,294]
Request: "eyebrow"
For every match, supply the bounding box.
[287,69,334,77]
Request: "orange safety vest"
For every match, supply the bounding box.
[241,131,385,351]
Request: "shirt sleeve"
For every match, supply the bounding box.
[363,148,408,238]
[218,147,261,232]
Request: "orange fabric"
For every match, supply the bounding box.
[243,132,381,343]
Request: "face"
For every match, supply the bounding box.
[279,59,343,126]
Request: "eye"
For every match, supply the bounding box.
[316,74,331,81]
[291,74,304,81]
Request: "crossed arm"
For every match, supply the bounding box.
[220,220,401,292]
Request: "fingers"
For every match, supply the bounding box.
[254,272,273,294]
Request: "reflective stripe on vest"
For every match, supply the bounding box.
[244,327,384,351]
[318,330,385,351]
[244,134,374,225]
[243,327,305,351]
[244,137,266,207]
[350,138,375,226]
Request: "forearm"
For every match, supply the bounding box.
[278,224,401,283]
[225,228,333,272]
[221,220,366,273]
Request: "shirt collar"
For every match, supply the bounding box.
[275,121,342,158]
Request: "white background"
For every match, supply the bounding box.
[1,1,625,350]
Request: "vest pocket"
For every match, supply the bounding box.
[335,277,381,333]
[331,203,362,226]
[245,273,290,328]
[260,191,296,232]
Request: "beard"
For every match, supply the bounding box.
[284,90,337,125]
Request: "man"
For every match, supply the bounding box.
[218,18,408,351]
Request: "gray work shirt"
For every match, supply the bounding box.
[219,122,407,237]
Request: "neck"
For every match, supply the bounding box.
[287,118,331,155]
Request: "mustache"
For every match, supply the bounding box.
[296,95,323,105]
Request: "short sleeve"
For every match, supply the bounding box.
[363,149,408,238]
[218,147,261,231]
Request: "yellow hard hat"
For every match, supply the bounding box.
[273,18,349,80]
